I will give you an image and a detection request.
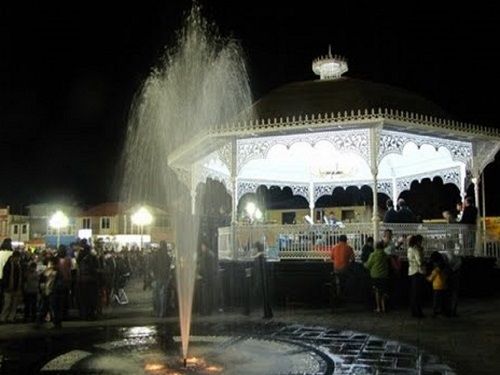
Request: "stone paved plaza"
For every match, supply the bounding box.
[272,325,454,374]
[0,279,499,374]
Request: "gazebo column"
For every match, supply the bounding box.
[230,138,238,224]
[231,179,238,224]
[370,126,381,242]
[459,164,467,200]
[481,172,487,256]
[230,139,238,260]
[391,177,398,205]
[471,172,482,256]
[309,182,315,220]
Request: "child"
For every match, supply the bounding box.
[23,262,39,322]
[36,258,62,328]
[427,252,448,316]
[364,241,390,313]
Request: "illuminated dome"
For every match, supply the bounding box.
[252,77,450,121]
[252,48,450,121]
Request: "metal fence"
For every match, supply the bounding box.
[218,223,482,261]
[485,240,500,266]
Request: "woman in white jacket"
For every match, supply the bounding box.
[407,235,425,318]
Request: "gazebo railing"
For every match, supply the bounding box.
[218,223,479,261]
[485,240,500,267]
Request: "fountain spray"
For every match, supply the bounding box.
[121,4,253,361]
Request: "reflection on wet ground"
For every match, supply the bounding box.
[0,322,454,374]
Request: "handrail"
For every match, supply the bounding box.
[218,222,484,261]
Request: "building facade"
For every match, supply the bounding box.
[76,202,172,249]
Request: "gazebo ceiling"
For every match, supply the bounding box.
[238,141,461,183]
[251,77,452,122]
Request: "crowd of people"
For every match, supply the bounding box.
[331,229,462,318]
[0,237,217,327]
[0,238,155,327]
[383,197,478,225]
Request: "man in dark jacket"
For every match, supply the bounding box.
[1,250,23,322]
[459,196,479,252]
[77,243,99,320]
[460,197,478,225]
[383,200,399,223]
[396,199,416,223]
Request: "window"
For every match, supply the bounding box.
[82,218,91,229]
[13,225,18,234]
[22,224,27,234]
[341,210,356,222]
[156,215,171,228]
[101,217,110,229]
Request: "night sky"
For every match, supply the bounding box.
[1,2,499,214]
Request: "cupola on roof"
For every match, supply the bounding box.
[252,48,452,121]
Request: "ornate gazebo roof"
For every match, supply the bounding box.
[169,49,500,220]
[251,78,452,122]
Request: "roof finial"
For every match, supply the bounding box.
[312,46,348,80]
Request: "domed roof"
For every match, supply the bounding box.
[252,77,452,121]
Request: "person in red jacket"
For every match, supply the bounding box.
[331,235,354,298]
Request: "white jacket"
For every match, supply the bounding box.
[0,250,13,280]
[407,246,425,276]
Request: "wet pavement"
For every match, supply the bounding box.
[0,322,455,374]
[0,279,499,374]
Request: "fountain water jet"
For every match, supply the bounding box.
[120,5,253,361]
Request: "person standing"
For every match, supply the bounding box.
[56,245,72,320]
[36,258,63,328]
[364,241,390,313]
[408,235,426,318]
[0,238,14,313]
[383,200,399,223]
[360,237,374,264]
[459,197,478,224]
[1,250,24,322]
[152,241,174,317]
[77,242,99,320]
[396,199,416,223]
[330,235,355,298]
[460,197,478,252]
[441,250,462,317]
[23,262,39,322]
[427,252,448,317]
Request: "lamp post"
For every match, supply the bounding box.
[49,211,69,248]
[243,202,271,319]
[131,207,153,250]
[245,202,263,254]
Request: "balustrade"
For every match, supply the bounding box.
[218,223,483,261]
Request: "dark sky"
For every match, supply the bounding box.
[1,1,499,213]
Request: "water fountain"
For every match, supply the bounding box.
[121,4,253,363]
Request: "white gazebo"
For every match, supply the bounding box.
[169,50,500,261]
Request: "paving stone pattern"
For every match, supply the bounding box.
[272,325,456,375]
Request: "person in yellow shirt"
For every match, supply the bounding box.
[427,252,448,317]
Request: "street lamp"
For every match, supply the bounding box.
[131,206,153,250]
[244,202,264,255]
[49,210,69,248]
